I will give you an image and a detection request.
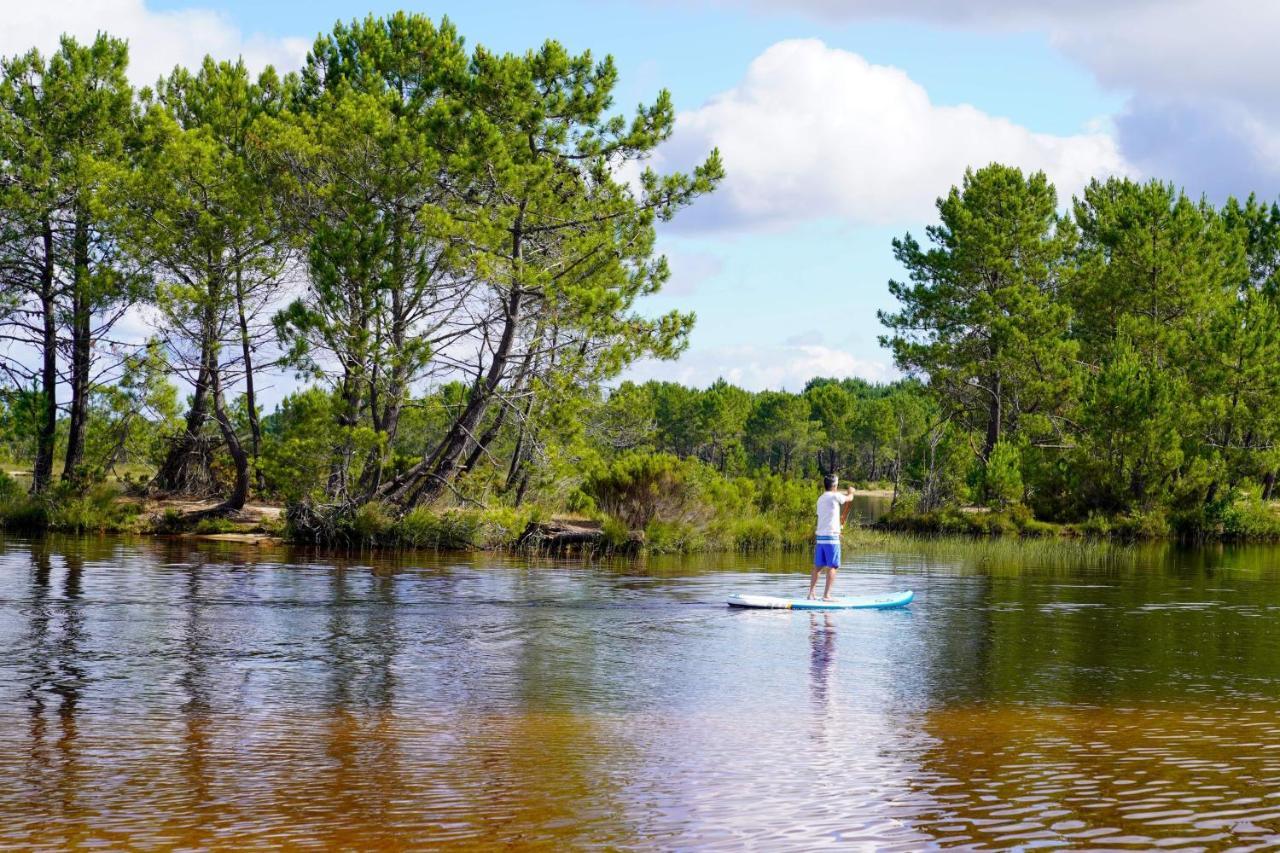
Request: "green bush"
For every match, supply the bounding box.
[192,516,239,534]
[1,496,49,530]
[728,516,783,551]
[600,515,631,549]
[1020,518,1058,538]
[326,503,538,550]
[1112,508,1171,539]
[981,441,1024,509]
[1174,495,1280,541]
[1,483,141,534]
[396,506,443,547]
[1078,513,1112,538]
[0,471,21,503]
[982,512,1019,536]
[644,519,706,553]
[351,501,395,541]
[583,452,710,529]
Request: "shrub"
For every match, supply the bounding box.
[350,501,395,542]
[1219,497,1280,540]
[1174,494,1280,541]
[1078,513,1112,538]
[981,441,1023,509]
[1020,518,1058,538]
[397,506,443,547]
[0,471,21,503]
[584,452,711,530]
[192,516,239,534]
[1,496,48,530]
[600,515,632,549]
[729,516,783,552]
[1,483,142,534]
[1112,508,1171,540]
[644,519,706,553]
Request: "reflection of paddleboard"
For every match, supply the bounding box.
[727,590,914,610]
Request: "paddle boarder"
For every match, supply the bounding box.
[809,474,855,601]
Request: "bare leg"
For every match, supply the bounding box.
[822,568,837,601]
[808,567,821,599]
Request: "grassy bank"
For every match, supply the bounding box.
[6,466,1280,553]
[879,494,1280,543]
[0,473,284,537]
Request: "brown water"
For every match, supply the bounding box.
[6,534,1280,849]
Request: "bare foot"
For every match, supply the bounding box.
[822,596,834,602]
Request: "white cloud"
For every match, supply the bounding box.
[0,1,310,85]
[628,342,895,391]
[698,1,1280,198]
[740,0,1278,111]
[662,39,1130,230]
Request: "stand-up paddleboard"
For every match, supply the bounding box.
[727,590,914,610]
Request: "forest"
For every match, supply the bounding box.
[2,13,1280,549]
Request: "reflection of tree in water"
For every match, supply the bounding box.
[22,542,87,837]
[178,557,214,848]
[308,565,406,846]
[439,567,636,848]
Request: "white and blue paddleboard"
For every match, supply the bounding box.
[726,590,914,610]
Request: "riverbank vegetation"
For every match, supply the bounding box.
[2,13,1280,551]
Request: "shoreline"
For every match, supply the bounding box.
[4,487,1279,550]
[8,518,1279,554]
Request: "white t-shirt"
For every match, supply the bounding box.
[815,491,849,536]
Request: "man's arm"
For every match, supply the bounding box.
[839,487,856,526]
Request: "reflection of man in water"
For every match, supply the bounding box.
[809,613,836,713]
[810,474,855,600]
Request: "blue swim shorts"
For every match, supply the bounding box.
[814,535,841,568]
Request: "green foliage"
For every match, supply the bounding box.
[0,482,140,533]
[643,519,707,554]
[1175,494,1280,541]
[260,388,337,502]
[285,500,543,551]
[880,165,1080,461]
[583,452,711,530]
[191,516,240,534]
[0,471,20,503]
[981,441,1023,508]
[726,516,783,552]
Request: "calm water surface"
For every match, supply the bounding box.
[5,532,1280,849]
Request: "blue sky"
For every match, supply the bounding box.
[10,1,1275,396]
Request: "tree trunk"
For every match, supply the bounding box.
[328,371,362,502]
[514,469,531,507]
[31,218,57,494]
[152,337,214,495]
[210,367,248,511]
[62,210,92,484]
[983,374,1002,461]
[381,288,523,508]
[233,261,263,493]
[1263,469,1277,502]
[466,344,538,479]
[462,405,509,477]
[504,394,537,493]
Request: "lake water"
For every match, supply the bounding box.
[5,533,1280,849]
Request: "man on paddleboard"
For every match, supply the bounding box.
[809,474,855,601]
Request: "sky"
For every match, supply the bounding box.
[6,0,1276,397]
